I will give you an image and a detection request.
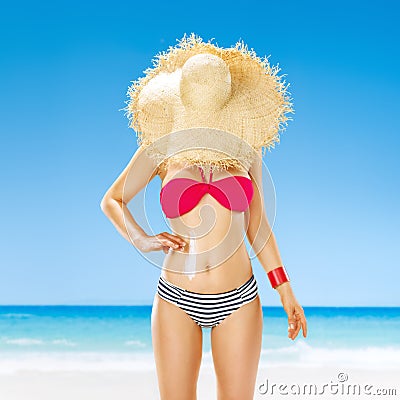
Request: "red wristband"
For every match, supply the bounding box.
[267,266,290,289]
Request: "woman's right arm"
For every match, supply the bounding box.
[100,145,186,254]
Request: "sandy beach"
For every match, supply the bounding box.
[0,365,399,400]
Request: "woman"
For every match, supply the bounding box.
[100,146,307,400]
[101,33,307,399]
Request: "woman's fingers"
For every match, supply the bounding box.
[300,314,308,337]
[157,235,179,249]
[160,232,186,248]
[295,308,307,338]
[291,309,307,339]
[288,316,297,339]
[287,307,307,340]
[136,233,185,253]
[292,314,302,339]
[155,235,186,253]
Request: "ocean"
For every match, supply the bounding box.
[1,306,399,374]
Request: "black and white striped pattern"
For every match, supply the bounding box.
[157,274,259,329]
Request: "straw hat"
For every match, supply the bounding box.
[123,32,295,172]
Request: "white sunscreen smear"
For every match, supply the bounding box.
[184,230,197,281]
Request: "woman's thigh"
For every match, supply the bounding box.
[151,293,203,400]
[211,294,263,400]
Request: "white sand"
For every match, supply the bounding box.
[0,365,399,400]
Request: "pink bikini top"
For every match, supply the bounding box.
[160,166,254,219]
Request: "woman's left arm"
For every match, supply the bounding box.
[245,149,308,340]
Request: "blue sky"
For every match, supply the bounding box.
[0,0,399,306]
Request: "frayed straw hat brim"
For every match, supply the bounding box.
[122,33,294,171]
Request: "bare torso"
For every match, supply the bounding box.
[158,163,254,293]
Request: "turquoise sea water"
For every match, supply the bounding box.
[1,306,399,373]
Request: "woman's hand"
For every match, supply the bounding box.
[276,282,308,340]
[133,232,187,254]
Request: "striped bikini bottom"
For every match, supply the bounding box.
[156,273,259,329]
